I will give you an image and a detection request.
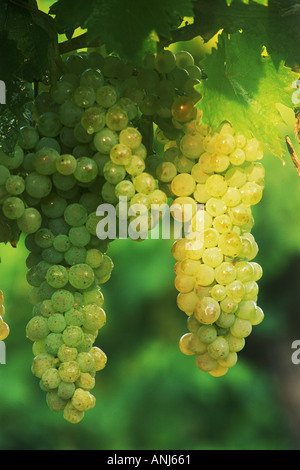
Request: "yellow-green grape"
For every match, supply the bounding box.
[105,105,129,131]
[171,96,196,123]
[194,297,220,325]
[170,173,196,197]
[132,172,156,195]
[180,133,204,159]
[71,388,96,412]
[205,174,228,198]
[119,127,142,150]
[90,346,107,371]
[0,318,9,341]
[179,333,195,356]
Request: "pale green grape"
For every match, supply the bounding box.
[240,181,263,206]
[82,304,106,331]
[133,172,156,195]
[63,401,84,424]
[50,80,75,104]
[41,193,67,219]
[31,353,56,379]
[68,263,95,290]
[202,247,223,268]
[68,226,91,247]
[26,316,50,342]
[80,68,104,90]
[47,313,67,333]
[225,167,247,188]
[119,127,142,150]
[17,208,42,234]
[110,144,132,166]
[125,155,145,176]
[64,203,88,227]
[96,85,118,108]
[207,337,229,360]
[71,388,96,412]
[19,126,40,150]
[180,133,204,159]
[37,112,62,138]
[62,325,84,347]
[230,317,252,338]
[34,229,54,249]
[65,308,85,327]
[73,157,98,183]
[0,145,24,170]
[58,360,81,383]
[46,265,69,288]
[33,147,59,175]
[156,161,177,183]
[73,86,96,108]
[218,231,242,257]
[2,196,25,219]
[25,172,52,199]
[170,173,196,197]
[205,174,228,198]
[94,128,119,154]
[81,106,106,134]
[103,161,126,184]
[51,289,74,313]
[53,234,71,253]
[57,381,76,400]
[210,284,226,302]
[213,133,236,155]
[58,100,84,128]
[194,297,220,325]
[215,262,237,285]
[154,50,176,74]
[105,105,128,131]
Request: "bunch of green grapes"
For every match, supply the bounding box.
[0,47,202,420]
[0,290,9,341]
[162,118,265,378]
[0,42,265,419]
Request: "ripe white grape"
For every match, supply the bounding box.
[6,47,267,415]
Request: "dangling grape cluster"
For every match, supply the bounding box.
[163,117,265,377]
[0,290,9,341]
[0,42,266,421]
[0,46,205,421]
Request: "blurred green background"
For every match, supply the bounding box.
[1,0,300,451]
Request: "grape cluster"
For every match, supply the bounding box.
[0,43,266,420]
[164,119,265,377]
[0,290,9,341]
[0,47,205,421]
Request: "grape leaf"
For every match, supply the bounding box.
[2,0,62,83]
[84,0,194,62]
[0,0,63,152]
[264,0,300,71]
[195,31,298,158]
[49,0,95,35]
[0,78,33,154]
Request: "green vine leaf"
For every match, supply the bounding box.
[195,31,298,158]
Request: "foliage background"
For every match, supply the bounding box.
[1,0,300,450]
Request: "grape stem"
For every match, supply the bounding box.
[59,33,101,55]
[286,135,300,177]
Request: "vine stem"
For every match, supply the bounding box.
[58,33,101,55]
[286,136,300,177]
